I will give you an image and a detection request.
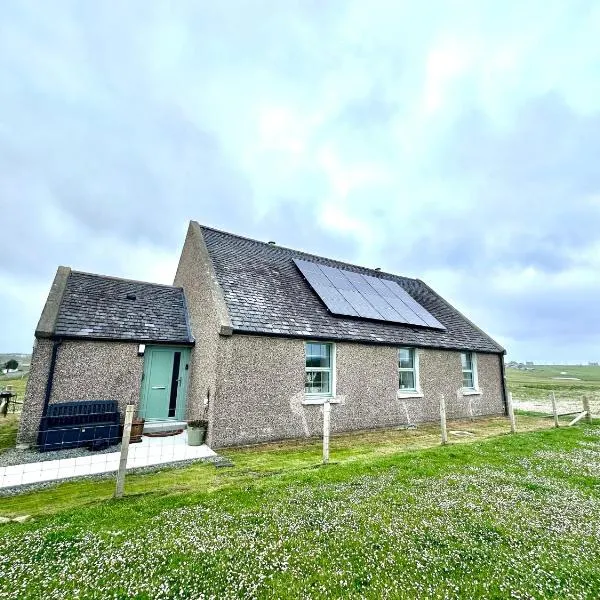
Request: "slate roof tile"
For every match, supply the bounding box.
[54,271,193,344]
[202,226,504,354]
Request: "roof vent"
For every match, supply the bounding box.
[267,241,276,245]
[126,293,137,301]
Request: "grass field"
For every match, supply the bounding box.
[0,372,27,400]
[1,418,599,598]
[506,364,600,403]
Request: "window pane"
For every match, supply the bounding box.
[305,370,331,394]
[399,370,415,390]
[305,343,331,368]
[463,372,474,389]
[399,348,414,369]
[461,352,472,370]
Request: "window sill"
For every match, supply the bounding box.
[397,391,424,399]
[302,397,340,405]
[462,389,482,396]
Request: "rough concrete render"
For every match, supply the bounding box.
[19,220,507,449]
[18,338,143,445]
[210,335,504,447]
[173,221,232,434]
[18,268,193,445]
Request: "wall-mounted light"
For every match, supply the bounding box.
[137,344,146,357]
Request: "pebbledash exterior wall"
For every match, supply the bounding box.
[173,222,233,432]
[19,331,504,448]
[210,333,505,448]
[18,339,144,446]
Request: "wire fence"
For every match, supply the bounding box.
[512,391,600,417]
[0,383,23,418]
[0,390,598,496]
[0,400,214,494]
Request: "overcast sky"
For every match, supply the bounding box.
[1,1,599,362]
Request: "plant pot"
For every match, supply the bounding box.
[187,423,207,446]
[129,418,145,444]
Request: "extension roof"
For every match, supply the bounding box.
[52,271,193,344]
[201,225,504,354]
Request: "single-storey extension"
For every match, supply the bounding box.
[19,221,507,448]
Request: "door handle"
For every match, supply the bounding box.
[151,386,166,390]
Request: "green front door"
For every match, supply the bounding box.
[140,346,190,421]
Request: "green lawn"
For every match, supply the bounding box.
[0,415,553,517]
[0,414,19,453]
[0,374,25,452]
[1,418,599,598]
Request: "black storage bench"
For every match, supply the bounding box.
[38,400,121,452]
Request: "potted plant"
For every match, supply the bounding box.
[130,418,145,443]
[187,394,209,446]
[187,419,208,446]
[120,416,145,443]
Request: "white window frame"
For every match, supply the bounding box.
[461,351,481,395]
[397,347,423,399]
[303,342,338,404]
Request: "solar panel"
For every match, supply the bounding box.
[294,261,358,317]
[338,288,384,320]
[294,258,446,330]
[319,265,355,290]
[316,286,358,317]
[378,278,444,329]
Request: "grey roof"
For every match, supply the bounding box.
[202,226,504,354]
[54,271,193,343]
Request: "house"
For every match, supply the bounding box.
[18,221,507,448]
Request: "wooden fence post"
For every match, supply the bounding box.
[115,404,135,498]
[550,392,559,428]
[322,399,331,464]
[439,393,448,445]
[583,396,592,424]
[507,392,516,433]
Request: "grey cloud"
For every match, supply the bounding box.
[1,1,599,361]
[1,107,254,277]
[450,93,600,195]
[252,200,358,262]
[464,276,600,364]
[375,93,600,356]
[386,93,600,275]
[337,86,400,131]
[0,0,350,285]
